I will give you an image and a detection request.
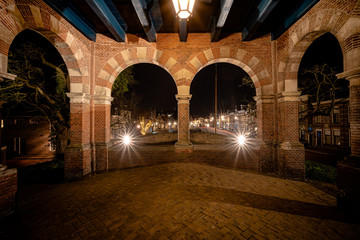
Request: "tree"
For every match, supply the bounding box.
[238,76,257,117]
[299,63,348,119]
[1,41,69,154]
[111,66,139,131]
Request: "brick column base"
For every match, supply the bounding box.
[65,144,91,180]
[255,95,276,174]
[259,141,275,173]
[176,94,192,148]
[277,142,305,179]
[95,142,110,172]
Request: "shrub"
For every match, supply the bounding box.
[305,160,336,183]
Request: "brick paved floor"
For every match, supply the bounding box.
[1,163,360,239]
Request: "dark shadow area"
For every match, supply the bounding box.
[172,184,358,224]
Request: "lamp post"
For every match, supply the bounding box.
[172,0,196,42]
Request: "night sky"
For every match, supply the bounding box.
[299,33,343,74]
[190,63,255,117]
[128,64,177,114]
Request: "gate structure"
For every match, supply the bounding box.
[0,1,359,209]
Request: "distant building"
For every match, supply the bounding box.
[195,104,257,135]
[2,116,53,158]
[299,95,350,151]
[111,110,132,139]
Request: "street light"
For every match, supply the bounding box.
[236,135,246,146]
[172,0,196,42]
[172,0,196,19]
[123,135,132,145]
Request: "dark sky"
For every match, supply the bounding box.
[299,32,343,73]
[129,64,177,114]
[190,63,255,117]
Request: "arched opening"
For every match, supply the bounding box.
[109,63,177,168]
[297,32,347,183]
[189,62,257,170]
[1,29,69,179]
[191,63,256,135]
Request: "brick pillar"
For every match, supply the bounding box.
[338,70,360,157]
[255,95,275,173]
[336,69,360,214]
[277,92,305,179]
[65,93,92,180]
[176,94,192,148]
[94,95,112,172]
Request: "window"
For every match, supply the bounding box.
[333,109,340,123]
[324,129,331,145]
[333,129,341,146]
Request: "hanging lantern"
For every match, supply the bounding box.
[172,0,196,19]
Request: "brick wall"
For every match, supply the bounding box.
[136,131,228,145]
[3,117,52,158]
[349,85,360,157]
[108,145,260,172]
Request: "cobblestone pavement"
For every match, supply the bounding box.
[1,163,360,240]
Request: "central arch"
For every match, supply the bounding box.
[186,47,272,96]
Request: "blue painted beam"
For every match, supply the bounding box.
[84,0,126,42]
[148,0,163,32]
[103,0,128,32]
[242,0,279,41]
[43,0,96,41]
[271,0,320,40]
[211,0,234,42]
[131,0,157,42]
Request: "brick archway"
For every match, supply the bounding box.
[96,47,178,94]
[95,49,179,171]
[2,3,92,179]
[275,8,350,178]
[279,9,349,93]
[2,4,88,88]
[186,47,271,96]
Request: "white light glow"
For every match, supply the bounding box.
[237,135,246,146]
[189,0,196,12]
[123,135,131,145]
[172,0,179,13]
[137,125,140,129]
[179,0,188,10]
[178,11,190,19]
[172,0,196,19]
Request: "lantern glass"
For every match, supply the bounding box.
[172,0,196,19]
[178,11,190,19]
[172,0,179,13]
[189,0,195,12]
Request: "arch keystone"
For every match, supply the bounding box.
[29,5,43,28]
[203,49,214,61]
[136,47,147,59]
